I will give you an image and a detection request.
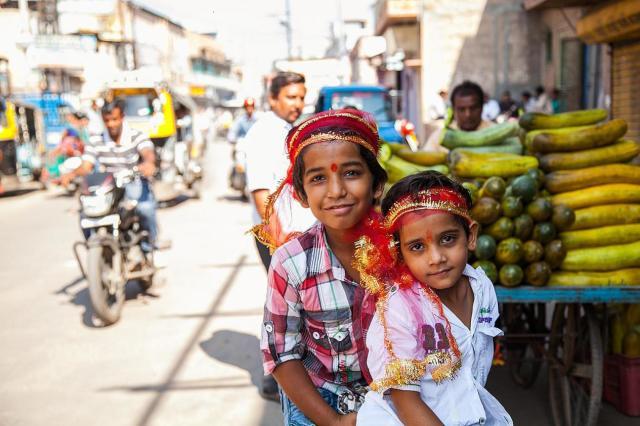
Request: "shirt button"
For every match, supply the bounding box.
[312,331,321,340]
[265,324,274,333]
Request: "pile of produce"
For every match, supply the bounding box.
[441,121,522,154]
[377,143,448,184]
[520,109,640,286]
[463,172,572,287]
[610,304,640,357]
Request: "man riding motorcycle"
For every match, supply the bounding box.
[60,98,159,250]
[227,98,258,144]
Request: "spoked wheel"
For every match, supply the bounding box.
[548,304,603,426]
[504,303,545,388]
[87,231,125,325]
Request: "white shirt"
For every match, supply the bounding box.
[244,111,316,231]
[357,265,513,426]
[482,99,501,122]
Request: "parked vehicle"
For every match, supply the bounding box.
[314,85,416,149]
[0,98,46,193]
[73,168,155,325]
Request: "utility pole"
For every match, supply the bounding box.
[283,0,293,59]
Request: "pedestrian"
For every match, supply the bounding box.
[498,90,517,118]
[532,85,553,114]
[481,92,500,122]
[520,91,534,113]
[424,81,494,152]
[244,71,317,401]
[253,109,387,425]
[427,89,448,121]
[355,171,513,425]
[551,88,562,114]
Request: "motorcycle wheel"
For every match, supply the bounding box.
[87,232,125,325]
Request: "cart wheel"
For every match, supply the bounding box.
[505,303,545,388]
[548,304,603,426]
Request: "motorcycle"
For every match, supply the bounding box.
[72,168,155,325]
[228,136,247,200]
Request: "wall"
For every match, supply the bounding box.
[0,10,42,94]
[420,0,544,125]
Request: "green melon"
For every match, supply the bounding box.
[499,264,524,287]
[485,217,515,241]
[532,222,557,245]
[496,237,524,265]
[525,262,551,287]
[502,196,524,218]
[522,240,545,263]
[527,197,553,222]
[474,235,497,260]
[513,214,535,240]
[510,175,538,203]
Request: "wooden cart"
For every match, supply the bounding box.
[496,286,640,426]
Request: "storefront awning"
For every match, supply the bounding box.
[576,0,640,44]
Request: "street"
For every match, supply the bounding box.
[0,139,635,426]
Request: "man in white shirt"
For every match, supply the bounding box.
[244,71,317,401]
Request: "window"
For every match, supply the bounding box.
[329,91,395,122]
[122,95,155,118]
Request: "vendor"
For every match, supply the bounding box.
[424,80,494,152]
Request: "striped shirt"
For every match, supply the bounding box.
[83,121,154,173]
[262,222,375,394]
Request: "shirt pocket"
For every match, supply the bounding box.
[306,316,354,354]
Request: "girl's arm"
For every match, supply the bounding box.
[390,389,443,426]
[273,360,355,426]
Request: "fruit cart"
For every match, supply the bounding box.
[496,285,640,426]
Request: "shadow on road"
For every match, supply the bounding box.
[55,275,151,328]
[217,194,249,204]
[199,329,263,390]
[0,187,42,198]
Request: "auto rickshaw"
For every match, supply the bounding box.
[0,97,45,194]
[104,75,202,201]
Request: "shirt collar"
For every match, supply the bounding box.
[306,223,350,282]
[102,120,131,145]
[266,110,292,131]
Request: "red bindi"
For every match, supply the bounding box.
[330,163,338,172]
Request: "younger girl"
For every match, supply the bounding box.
[254,109,387,425]
[355,171,512,426]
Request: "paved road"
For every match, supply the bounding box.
[0,139,634,426]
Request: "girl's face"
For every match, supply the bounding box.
[298,140,382,233]
[398,212,478,291]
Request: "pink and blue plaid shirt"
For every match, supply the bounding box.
[261,223,375,393]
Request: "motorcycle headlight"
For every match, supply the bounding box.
[80,191,114,217]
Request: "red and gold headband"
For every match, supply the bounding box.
[385,188,472,230]
[286,109,380,163]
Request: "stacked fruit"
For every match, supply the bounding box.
[465,172,572,287]
[442,121,522,154]
[610,304,640,357]
[378,143,449,184]
[520,109,640,286]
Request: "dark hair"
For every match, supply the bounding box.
[535,85,545,96]
[382,171,472,235]
[101,98,125,115]
[521,91,531,99]
[269,72,305,99]
[450,80,484,108]
[292,128,387,204]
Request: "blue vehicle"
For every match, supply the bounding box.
[314,85,405,144]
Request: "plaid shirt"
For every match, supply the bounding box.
[261,223,375,393]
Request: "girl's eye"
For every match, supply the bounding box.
[309,174,325,183]
[409,242,424,252]
[344,169,362,177]
[441,234,456,244]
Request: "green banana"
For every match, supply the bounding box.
[452,137,522,155]
[530,118,627,153]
